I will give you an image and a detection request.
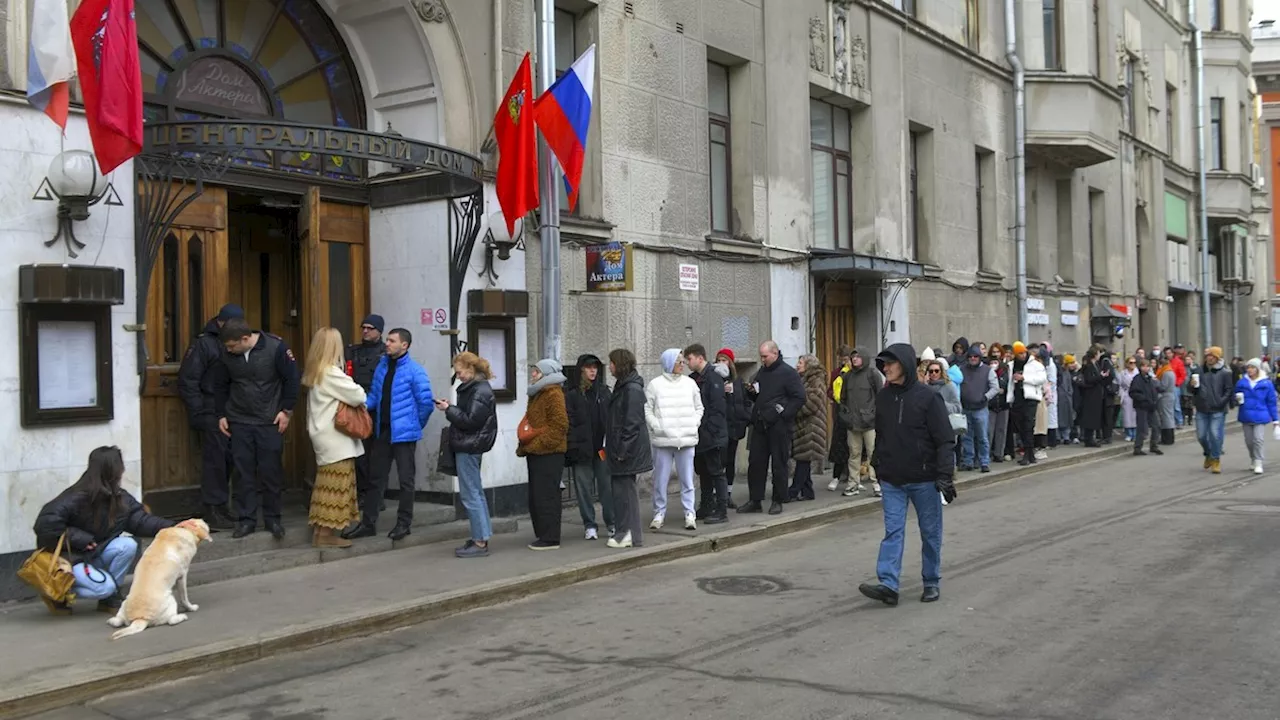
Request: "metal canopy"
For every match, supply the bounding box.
[809,252,924,280]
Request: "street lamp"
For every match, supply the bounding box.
[33,149,123,258]
[480,210,524,282]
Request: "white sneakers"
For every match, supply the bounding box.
[607,531,633,548]
[684,512,697,530]
[1034,449,1048,461]
[842,482,862,497]
[1254,461,1265,475]
[827,478,840,492]
[650,513,665,530]
[585,527,598,540]
[873,482,882,497]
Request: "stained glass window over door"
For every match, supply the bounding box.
[138,0,367,180]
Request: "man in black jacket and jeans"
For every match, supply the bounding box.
[213,319,300,540]
[566,354,614,540]
[686,344,730,524]
[859,344,956,607]
[741,340,806,516]
[177,303,244,530]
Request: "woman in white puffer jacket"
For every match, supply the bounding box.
[645,348,704,531]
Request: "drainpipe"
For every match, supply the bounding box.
[1005,0,1029,341]
[1190,0,1213,346]
[536,0,562,361]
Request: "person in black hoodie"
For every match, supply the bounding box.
[177,303,244,530]
[1128,358,1164,456]
[946,337,970,370]
[858,344,955,607]
[716,348,750,508]
[565,354,614,541]
[741,341,806,515]
[604,349,652,549]
[686,344,730,524]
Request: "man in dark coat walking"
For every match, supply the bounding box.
[686,344,730,524]
[177,303,245,530]
[741,341,806,515]
[858,343,955,607]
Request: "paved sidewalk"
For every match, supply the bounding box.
[0,432,1202,719]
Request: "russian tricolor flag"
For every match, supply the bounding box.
[27,0,77,130]
[534,45,596,212]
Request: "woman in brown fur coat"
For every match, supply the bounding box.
[517,359,569,550]
[788,354,830,501]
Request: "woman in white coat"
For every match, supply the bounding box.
[645,348,704,531]
[302,327,368,548]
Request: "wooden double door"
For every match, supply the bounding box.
[140,184,370,515]
[816,280,857,368]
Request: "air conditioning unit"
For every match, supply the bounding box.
[1252,162,1266,189]
[1219,225,1250,284]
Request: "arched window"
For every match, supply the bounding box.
[138,0,367,179]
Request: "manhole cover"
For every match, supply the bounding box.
[1221,504,1280,515]
[695,575,792,596]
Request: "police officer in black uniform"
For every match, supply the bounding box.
[345,314,386,513]
[212,318,300,539]
[177,303,244,530]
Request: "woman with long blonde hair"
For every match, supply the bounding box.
[302,327,368,548]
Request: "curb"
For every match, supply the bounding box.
[0,427,1209,719]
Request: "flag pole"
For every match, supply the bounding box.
[536,0,562,363]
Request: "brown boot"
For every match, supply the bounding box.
[1211,459,1222,475]
[313,526,352,549]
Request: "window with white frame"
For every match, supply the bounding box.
[708,62,732,235]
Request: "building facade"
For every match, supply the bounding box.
[0,0,1266,588]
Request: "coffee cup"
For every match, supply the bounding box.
[1236,392,1245,405]
[1191,373,1200,388]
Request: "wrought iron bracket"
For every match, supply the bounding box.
[133,151,240,392]
[33,179,124,258]
[448,190,485,358]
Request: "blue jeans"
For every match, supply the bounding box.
[1196,411,1226,460]
[961,408,990,468]
[876,481,943,592]
[456,453,493,541]
[573,454,615,531]
[71,536,138,600]
[1174,387,1184,425]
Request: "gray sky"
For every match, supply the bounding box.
[1259,0,1280,23]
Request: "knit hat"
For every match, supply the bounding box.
[1012,341,1027,355]
[217,303,245,321]
[1205,346,1224,362]
[362,314,385,333]
[535,358,562,376]
[920,347,936,361]
[661,348,682,373]
[1248,357,1263,370]
[716,347,736,363]
[1064,354,1076,365]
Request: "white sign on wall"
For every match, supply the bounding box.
[420,307,450,330]
[678,263,700,291]
[1026,297,1045,311]
[1060,300,1079,313]
[1029,313,1050,326]
[1061,314,1079,326]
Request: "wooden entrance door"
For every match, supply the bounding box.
[140,184,369,514]
[140,186,229,515]
[816,280,857,368]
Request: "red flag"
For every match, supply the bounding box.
[71,0,143,175]
[494,54,539,236]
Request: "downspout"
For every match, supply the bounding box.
[1005,0,1029,341]
[493,0,503,111]
[1191,0,1213,345]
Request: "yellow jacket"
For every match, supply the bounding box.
[831,364,851,403]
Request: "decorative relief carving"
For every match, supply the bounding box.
[833,4,849,85]
[809,17,827,73]
[412,0,447,23]
[850,34,867,88]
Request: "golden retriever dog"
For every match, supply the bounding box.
[108,518,211,640]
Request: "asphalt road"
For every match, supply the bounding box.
[36,438,1280,720]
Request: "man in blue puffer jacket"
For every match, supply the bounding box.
[343,328,434,541]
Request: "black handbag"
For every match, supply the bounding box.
[437,427,457,476]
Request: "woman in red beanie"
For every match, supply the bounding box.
[715,349,750,508]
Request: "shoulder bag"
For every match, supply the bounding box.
[437,426,457,476]
[335,403,372,439]
[17,533,76,615]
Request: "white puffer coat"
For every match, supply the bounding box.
[644,372,704,448]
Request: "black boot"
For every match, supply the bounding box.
[695,497,713,520]
[202,504,235,531]
[341,522,377,540]
[705,502,729,525]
